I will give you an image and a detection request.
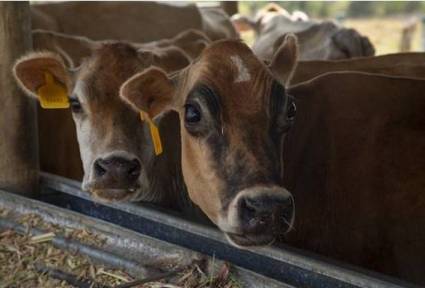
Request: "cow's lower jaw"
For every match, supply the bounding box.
[90,187,141,203]
[225,232,276,248]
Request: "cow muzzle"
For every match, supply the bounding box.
[222,186,294,248]
[84,153,142,202]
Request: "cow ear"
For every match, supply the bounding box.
[178,39,209,60]
[120,67,176,119]
[331,28,375,58]
[33,29,97,68]
[138,47,190,73]
[269,33,299,86]
[137,49,157,67]
[13,51,71,100]
[231,14,256,32]
[152,47,191,73]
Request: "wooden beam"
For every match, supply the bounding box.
[0,2,38,196]
[221,1,238,16]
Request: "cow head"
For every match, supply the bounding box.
[13,30,190,203]
[329,27,375,59]
[231,3,293,34]
[121,35,299,247]
[271,23,375,61]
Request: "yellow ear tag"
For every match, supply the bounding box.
[140,111,163,156]
[37,72,69,109]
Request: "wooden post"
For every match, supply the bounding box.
[422,16,425,51]
[0,2,38,196]
[221,1,238,16]
[400,19,417,52]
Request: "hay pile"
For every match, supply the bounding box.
[0,210,241,288]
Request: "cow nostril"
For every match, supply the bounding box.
[94,160,107,177]
[240,197,271,231]
[93,156,141,182]
[128,160,141,178]
[240,195,294,233]
[241,198,258,219]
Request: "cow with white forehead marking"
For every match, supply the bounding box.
[13,30,193,208]
[121,35,299,247]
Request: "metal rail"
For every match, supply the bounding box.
[0,189,288,288]
[35,172,419,288]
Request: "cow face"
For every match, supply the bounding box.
[13,31,190,203]
[121,35,299,247]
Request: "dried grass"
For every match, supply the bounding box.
[0,209,241,288]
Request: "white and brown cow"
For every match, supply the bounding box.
[232,3,374,61]
[121,36,300,247]
[13,30,195,210]
[30,29,210,182]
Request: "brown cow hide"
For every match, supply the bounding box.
[284,72,425,285]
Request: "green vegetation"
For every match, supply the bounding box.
[239,1,425,18]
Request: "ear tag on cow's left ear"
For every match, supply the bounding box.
[37,72,69,109]
[140,111,163,156]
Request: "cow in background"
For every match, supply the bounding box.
[232,3,374,60]
[284,72,425,285]
[291,52,425,84]
[31,1,238,43]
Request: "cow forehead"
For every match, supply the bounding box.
[75,42,143,102]
[186,40,274,116]
[200,40,263,68]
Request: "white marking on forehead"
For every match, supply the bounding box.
[230,55,251,83]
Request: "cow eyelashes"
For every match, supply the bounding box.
[272,95,296,134]
[287,101,296,122]
[69,96,83,113]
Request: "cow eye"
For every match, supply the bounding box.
[69,96,82,113]
[287,101,296,122]
[184,103,201,123]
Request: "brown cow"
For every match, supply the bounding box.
[284,72,425,285]
[31,2,238,43]
[121,37,425,284]
[121,36,300,247]
[232,3,374,60]
[30,29,209,182]
[13,30,194,210]
[291,52,425,84]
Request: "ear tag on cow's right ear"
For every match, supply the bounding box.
[140,111,163,156]
[37,72,69,109]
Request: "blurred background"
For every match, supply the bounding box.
[236,1,425,55]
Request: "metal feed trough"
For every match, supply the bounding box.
[0,172,417,288]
